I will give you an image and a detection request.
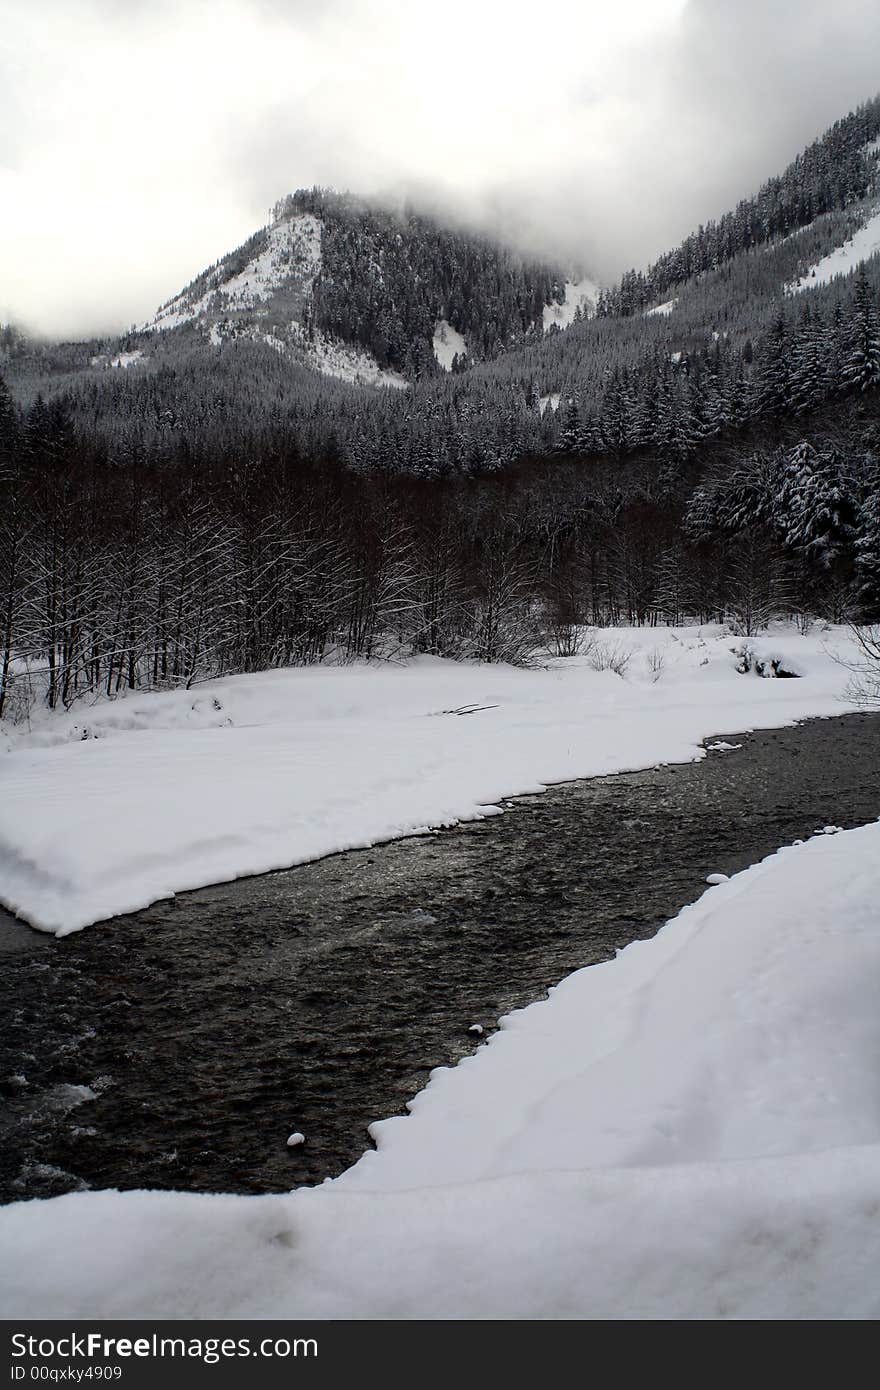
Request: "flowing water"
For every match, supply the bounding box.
[2,712,879,1203]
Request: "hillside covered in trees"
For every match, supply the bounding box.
[2,97,880,720]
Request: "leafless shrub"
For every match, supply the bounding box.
[838,624,880,707]
[0,672,34,726]
[588,640,633,677]
[547,623,593,658]
[724,533,789,636]
[646,646,665,682]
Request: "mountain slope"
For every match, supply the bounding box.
[136,189,591,388]
[3,97,880,478]
[597,98,880,318]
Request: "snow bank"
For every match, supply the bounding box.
[432,319,467,370]
[299,327,409,389]
[788,207,880,292]
[89,350,147,370]
[215,319,409,390]
[542,278,600,332]
[644,297,678,316]
[144,214,323,332]
[0,625,862,936]
[3,818,879,1319]
[220,214,322,310]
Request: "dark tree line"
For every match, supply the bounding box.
[8,246,879,487]
[2,363,879,723]
[554,263,880,459]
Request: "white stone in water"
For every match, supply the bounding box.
[286,1132,305,1148]
[467,1024,484,1036]
[705,873,730,885]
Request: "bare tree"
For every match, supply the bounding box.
[840,625,880,707]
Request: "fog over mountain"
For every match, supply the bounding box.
[2,0,880,337]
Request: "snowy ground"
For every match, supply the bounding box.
[542,277,600,331]
[644,297,678,316]
[432,318,467,370]
[0,624,865,937]
[144,214,323,332]
[296,325,409,389]
[2,814,878,1319]
[788,206,880,291]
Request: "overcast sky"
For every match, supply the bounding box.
[3,0,880,338]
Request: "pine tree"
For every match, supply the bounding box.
[788,304,828,414]
[754,313,791,416]
[853,458,880,618]
[841,265,880,393]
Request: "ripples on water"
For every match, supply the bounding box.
[1,713,879,1202]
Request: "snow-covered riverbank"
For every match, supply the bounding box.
[2,816,879,1319]
[0,624,865,935]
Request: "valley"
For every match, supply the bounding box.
[3,69,880,1328]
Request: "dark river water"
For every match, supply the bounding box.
[2,711,879,1204]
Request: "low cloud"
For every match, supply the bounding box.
[2,0,878,336]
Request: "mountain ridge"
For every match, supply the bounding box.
[133,187,597,389]
[2,97,880,480]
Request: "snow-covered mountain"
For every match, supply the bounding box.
[146,213,323,334]
[786,202,880,293]
[136,189,597,388]
[4,97,880,478]
[141,209,409,390]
